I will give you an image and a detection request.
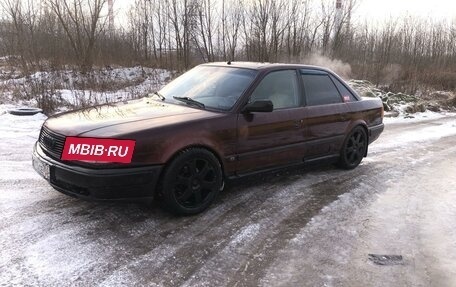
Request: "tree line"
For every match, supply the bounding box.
[1,0,456,92]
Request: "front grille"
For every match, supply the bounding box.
[39,126,66,160]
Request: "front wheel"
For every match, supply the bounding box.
[161,148,223,215]
[338,126,368,170]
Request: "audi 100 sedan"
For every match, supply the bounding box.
[32,62,384,214]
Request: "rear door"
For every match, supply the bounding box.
[300,70,351,159]
[236,69,306,175]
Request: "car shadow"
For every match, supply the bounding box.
[19,160,388,286]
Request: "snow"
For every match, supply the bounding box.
[0,66,171,113]
[1,75,456,286]
[384,110,455,123]
[261,126,456,286]
[371,115,456,153]
[230,223,261,246]
[0,107,46,177]
[55,67,172,108]
[392,121,456,142]
[5,66,170,89]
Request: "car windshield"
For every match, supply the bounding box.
[159,66,257,111]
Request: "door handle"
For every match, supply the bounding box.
[294,119,304,128]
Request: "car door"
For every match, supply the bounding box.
[300,69,351,159]
[236,69,306,175]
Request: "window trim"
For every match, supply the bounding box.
[329,75,358,102]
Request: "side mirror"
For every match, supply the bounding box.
[242,100,273,113]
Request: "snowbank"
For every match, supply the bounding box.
[0,66,172,114]
[348,79,456,117]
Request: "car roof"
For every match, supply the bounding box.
[201,61,333,73]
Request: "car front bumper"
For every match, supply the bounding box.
[32,143,162,201]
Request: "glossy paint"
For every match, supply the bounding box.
[40,62,384,179]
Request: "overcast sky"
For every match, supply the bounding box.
[356,0,456,22]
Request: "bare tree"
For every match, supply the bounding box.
[222,0,244,61]
[46,0,108,72]
[1,0,456,93]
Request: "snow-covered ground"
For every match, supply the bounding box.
[383,109,449,123]
[1,61,456,286]
[349,79,456,117]
[2,58,456,285]
[377,111,456,151]
[1,102,456,286]
[0,65,172,114]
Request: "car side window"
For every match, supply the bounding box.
[330,75,358,102]
[301,73,343,106]
[250,70,299,110]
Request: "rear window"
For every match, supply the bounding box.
[301,74,342,106]
[330,75,358,102]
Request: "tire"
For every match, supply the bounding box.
[161,148,223,215]
[8,108,43,116]
[338,126,368,170]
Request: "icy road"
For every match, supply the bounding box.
[1,108,456,287]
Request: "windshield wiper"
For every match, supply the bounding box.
[173,96,205,109]
[151,91,165,101]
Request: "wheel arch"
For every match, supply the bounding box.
[168,144,225,171]
[360,124,369,157]
[354,123,369,157]
[344,122,369,157]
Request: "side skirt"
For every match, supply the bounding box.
[227,153,340,180]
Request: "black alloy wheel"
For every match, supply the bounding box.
[339,126,368,169]
[161,148,223,215]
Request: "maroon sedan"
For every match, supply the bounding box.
[32,62,384,214]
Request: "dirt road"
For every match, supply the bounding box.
[1,113,456,287]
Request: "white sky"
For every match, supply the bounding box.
[112,0,456,27]
[356,0,456,22]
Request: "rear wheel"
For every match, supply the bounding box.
[338,126,368,169]
[161,148,223,215]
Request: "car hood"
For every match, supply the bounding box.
[44,98,222,137]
